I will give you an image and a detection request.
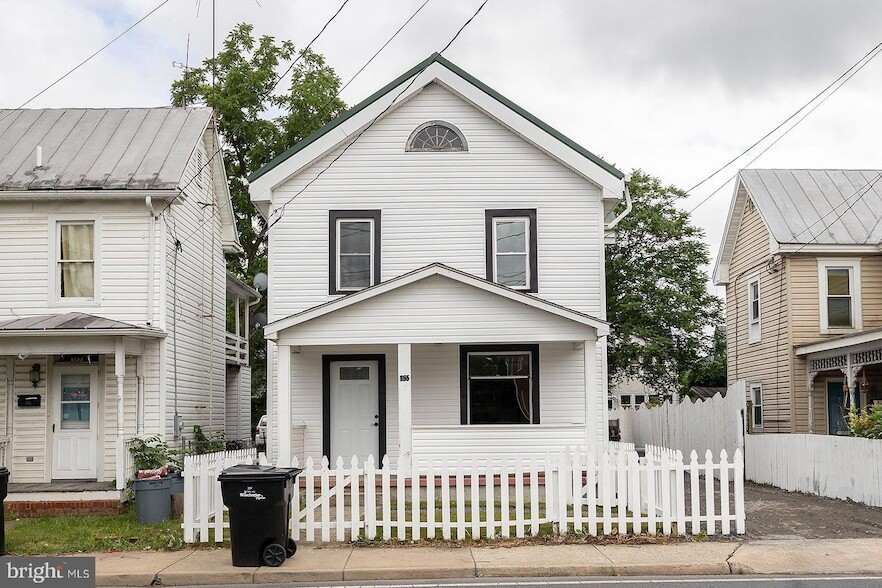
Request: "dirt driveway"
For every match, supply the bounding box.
[744,481,882,539]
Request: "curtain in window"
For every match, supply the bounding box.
[60,224,94,298]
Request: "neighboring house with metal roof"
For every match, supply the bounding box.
[0,107,257,510]
[714,168,882,436]
[249,54,629,468]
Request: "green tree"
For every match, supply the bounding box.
[606,170,723,397]
[170,23,346,427]
[681,325,727,396]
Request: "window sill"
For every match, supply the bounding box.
[820,327,861,336]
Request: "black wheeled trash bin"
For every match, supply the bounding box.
[0,467,9,555]
[219,464,302,567]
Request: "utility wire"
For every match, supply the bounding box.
[685,40,882,213]
[0,0,171,125]
[267,0,491,230]
[158,0,352,217]
[175,0,436,248]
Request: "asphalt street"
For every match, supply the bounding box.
[179,576,882,588]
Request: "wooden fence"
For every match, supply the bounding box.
[182,448,258,543]
[746,433,882,507]
[182,446,744,543]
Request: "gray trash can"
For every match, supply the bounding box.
[133,477,171,524]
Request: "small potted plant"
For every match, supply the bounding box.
[128,435,173,524]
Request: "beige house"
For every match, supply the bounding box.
[715,169,882,435]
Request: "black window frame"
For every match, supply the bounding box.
[329,210,381,295]
[459,344,540,425]
[485,209,538,293]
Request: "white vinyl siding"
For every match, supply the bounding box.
[274,274,596,345]
[285,342,589,464]
[748,276,761,343]
[268,83,603,319]
[818,259,862,333]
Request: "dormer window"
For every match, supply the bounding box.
[406,121,467,152]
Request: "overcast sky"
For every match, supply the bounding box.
[3,0,881,296]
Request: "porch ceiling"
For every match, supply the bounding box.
[268,263,607,346]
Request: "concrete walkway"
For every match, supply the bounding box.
[90,538,882,587]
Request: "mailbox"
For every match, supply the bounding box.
[17,394,41,408]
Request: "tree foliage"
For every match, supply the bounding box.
[170,23,346,424]
[606,170,723,396]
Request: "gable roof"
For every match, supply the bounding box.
[0,107,213,191]
[264,263,609,338]
[714,169,882,284]
[248,54,625,205]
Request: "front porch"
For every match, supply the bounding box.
[267,265,610,467]
[797,328,882,435]
[0,312,165,492]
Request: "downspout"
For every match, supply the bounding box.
[145,196,157,326]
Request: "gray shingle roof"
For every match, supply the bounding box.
[0,107,212,191]
[0,312,148,331]
[740,169,882,245]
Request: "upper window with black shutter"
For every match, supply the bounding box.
[485,209,538,292]
[329,210,381,294]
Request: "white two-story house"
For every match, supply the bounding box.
[249,55,629,467]
[0,107,256,509]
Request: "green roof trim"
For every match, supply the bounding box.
[248,53,623,183]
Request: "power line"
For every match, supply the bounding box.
[687,41,882,215]
[0,0,171,125]
[267,0,491,231]
[159,0,353,216]
[175,0,435,248]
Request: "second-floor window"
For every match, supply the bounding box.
[329,210,381,294]
[747,276,761,343]
[485,209,538,292]
[818,259,861,332]
[57,221,96,300]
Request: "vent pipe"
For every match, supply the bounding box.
[35,146,43,168]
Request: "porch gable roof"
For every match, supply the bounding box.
[264,263,609,340]
[794,326,882,357]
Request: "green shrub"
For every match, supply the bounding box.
[847,405,882,439]
[128,434,173,470]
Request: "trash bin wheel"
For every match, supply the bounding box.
[286,538,297,558]
[262,543,287,567]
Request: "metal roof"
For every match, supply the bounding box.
[0,107,213,191]
[0,312,162,335]
[740,169,882,245]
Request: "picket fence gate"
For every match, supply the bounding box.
[182,445,744,543]
[182,448,257,543]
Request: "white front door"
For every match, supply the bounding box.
[330,360,379,463]
[52,367,99,480]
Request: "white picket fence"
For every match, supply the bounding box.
[181,445,744,543]
[182,448,258,543]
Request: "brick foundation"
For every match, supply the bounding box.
[5,499,125,517]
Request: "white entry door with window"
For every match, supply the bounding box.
[330,360,379,463]
[52,368,98,480]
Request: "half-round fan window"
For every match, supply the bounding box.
[406,121,468,152]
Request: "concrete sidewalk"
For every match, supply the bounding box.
[92,538,882,587]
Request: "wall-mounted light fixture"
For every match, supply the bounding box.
[29,363,41,388]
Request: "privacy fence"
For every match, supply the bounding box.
[618,381,746,459]
[182,444,744,543]
[746,433,882,507]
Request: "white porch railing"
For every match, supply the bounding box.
[183,447,744,543]
[225,332,248,365]
[182,448,258,543]
[0,437,9,469]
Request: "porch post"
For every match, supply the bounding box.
[114,338,126,491]
[136,355,145,436]
[806,365,816,435]
[277,344,292,466]
[583,336,599,455]
[397,343,412,468]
